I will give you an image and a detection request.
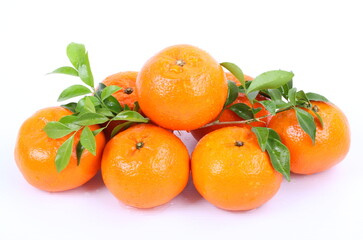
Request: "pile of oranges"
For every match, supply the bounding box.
[14,43,350,211]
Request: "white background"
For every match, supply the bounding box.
[1,0,362,239]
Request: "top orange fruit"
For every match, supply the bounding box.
[136,44,228,130]
[102,71,138,109]
[14,107,106,192]
[268,101,350,174]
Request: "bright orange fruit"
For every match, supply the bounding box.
[101,124,190,208]
[136,44,228,130]
[14,107,106,192]
[192,127,282,211]
[268,101,350,174]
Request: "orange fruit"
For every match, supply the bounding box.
[14,107,106,192]
[136,44,228,130]
[101,71,138,139]
[102,71,138,109]
[191,73,270,141]
[101,124,190,208]
[268,101,350,174]
[192,127,282,211]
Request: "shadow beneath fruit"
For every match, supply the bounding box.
[65,171,105,194]
[178,175,203,204]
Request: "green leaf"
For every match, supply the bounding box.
[93,127,105,136]
[101,85,122,101]
[229,103,254,120]
[247,70,294,93]
[306,92,329,102]
[124,104,130,111]
[55,135,74,172]
[296,90,310,103]
[288,87,297,106]
[103,95,123,113]
[295,107,316,144]
[268,89,282,101]
[96,108,114,117]
[95,83,107,98]
[259,100,276,114]
[311,109,324,128]
[49,66,78,76]
[113,110,148,123]
[43,121,74,139]
[247,91,259,101]
[76,141,85,166]
[224,80,239,106]
[80,126,96,155]
[57,84,92,102]
[73,113,109,126]
[252,127,270,151]
[76,96,98,113]
[58,115,81,131]
[61,102,77,113]
[220,62,246,88]
[78,52,94,88]
[266,136,290,181]
[111,122,132,138]
[278,80,293,100]
[66,43,86,69]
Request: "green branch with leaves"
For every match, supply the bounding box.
[44,43,148,172]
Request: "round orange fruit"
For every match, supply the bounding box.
[14,107,106,192]
[136,44,228,130]
[268,101,350,174]
[101,124,190,208]
[192,126,282,211]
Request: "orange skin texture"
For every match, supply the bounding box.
[191,73,270,141]
[192,127,282,211]
[14,107,106,192]
[102,71,138,109]
[136,44,228,131]
[101,124,190,208]
[268,101,350,174]
[101,71,138,140]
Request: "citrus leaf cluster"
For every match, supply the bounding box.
[221,62,329,180]
[44,43,148,172]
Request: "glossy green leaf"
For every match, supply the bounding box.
[296,90,310,103]
[49,66,78,76]
[92,127,106,136]
[73,113,109,126]
[103,95,123,113]
[295,107,316,144]
[43,121,74,139]
[224,80,239,106]
[306,92,329,102]
[288,87,297,106]
[111,122,132,138]
[247,70,294,93]
[266,136,290,181]
[96,108,114,117]
[76,141,85,166]
[101,85,122,101]
[268,89,282,101]
[259,100,276,114]
[252,127,269,151]
[312,109,324,128]
[66,43,86,69]
[113,110,148,123]
[220,62,245,88]
[229,103,254,120]
[58,115,81,131]
[76,96,99,113]
[278,80,293,99]
[78,52,94,88]
[95,83,107,98]
[55,135,74,172]
[80,126,96,155]
[61,102,78,113]
[57,84,92,102]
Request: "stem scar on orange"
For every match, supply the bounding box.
[101,124,190,208]
[136,44,228,131]
[268,101,350,174]
[14,107,106,192]
[192,127,282,211]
